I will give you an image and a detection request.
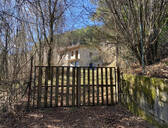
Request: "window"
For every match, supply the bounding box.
[71,51,74,56]
[89,52,93,57]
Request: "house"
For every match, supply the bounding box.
[59,44,103,67]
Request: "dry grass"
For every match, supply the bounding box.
[126,58,168,79]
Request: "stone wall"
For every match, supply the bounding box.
[121,74,168,127]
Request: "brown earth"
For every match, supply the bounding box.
[125,58,168,79]
[0,104,154,128]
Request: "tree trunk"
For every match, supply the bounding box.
[47,47,52,80]
[145,41,158,65]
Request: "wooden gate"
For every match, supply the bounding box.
[28,66,120,108]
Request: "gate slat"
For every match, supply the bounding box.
[77,67,81,106]
[83,68,86,105]
[50,67,53,107]
[61,67,64,106]
[55,67,59,107]
[33,67,37,108]
[72,67,75,106]
[37,67,42,108]
[97,67,99,105]
[110,68,113,104]
[66,67,70,106]
[101,67,104,105]
[92,68,95,105]
[88,68,90,105]
[44,67,48,107]
[105,68,108,105]
[114,68,117,103]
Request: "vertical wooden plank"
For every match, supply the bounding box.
[88,68,90,105]
[55,67,59,107]
[76,67,79,106]
[33,67,37,108]
[114,68,117,103]
[27,57,33,110]
[72,67,75,106]
[96,67,99,105]
[77,67,81,106]
[105,67,108,105]
[50,67,53,107]
[61,67,64,106]
[66,67,70,106]
[101,67,104,105]
[110,67,114,104]
[83,68,86,105]
[79,68,81,106]
[37,67,42,108]
[92,68,95,105]
[44,67,48,108]
[120,72,124,103]
[117,67,121,103]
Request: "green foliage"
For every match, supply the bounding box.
[54,25,112,48]
[54,26,98,46]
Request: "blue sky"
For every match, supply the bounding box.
[64,0,102,31]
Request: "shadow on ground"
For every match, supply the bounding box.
[0,105,154,128]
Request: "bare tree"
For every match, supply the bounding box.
[0,0,34,112]
[93,0,168,65]
[26,0,73,66]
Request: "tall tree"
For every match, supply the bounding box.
[93,0,168,65]
[27,0,71,66]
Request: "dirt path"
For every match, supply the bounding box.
[0,105,154,128]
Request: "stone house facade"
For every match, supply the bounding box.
[58,44,103,67]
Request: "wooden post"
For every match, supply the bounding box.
[37,67,42,108]
[32,67,36,108]
[27,57,33,110]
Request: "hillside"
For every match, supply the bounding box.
[125,58,168,79]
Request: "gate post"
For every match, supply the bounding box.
[27,57,33,110]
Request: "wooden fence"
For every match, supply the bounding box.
[28,66,120,108]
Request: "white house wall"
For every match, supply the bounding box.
[79,47,91,66]
[34,45,103,67]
